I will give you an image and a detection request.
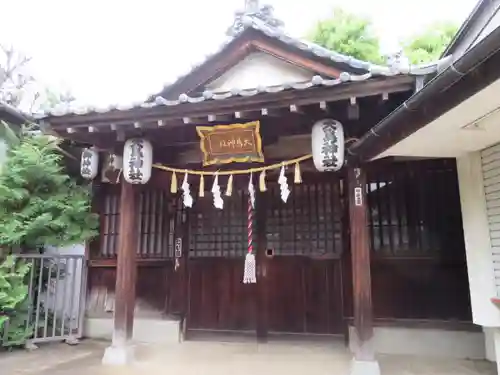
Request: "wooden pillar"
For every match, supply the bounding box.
[347,167,379,374]
[103,180,139,364]
[256,191,269,341]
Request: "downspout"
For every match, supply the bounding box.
[347,25,500,163]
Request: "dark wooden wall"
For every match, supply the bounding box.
[87,158,472,332]
[344,159,471,322]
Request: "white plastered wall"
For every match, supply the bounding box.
[456,152,500,327]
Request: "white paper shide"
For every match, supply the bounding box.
[123,138,153,184]
[181,172,193,208]
[311,119,344,172]
[248,173,255,209]
[80,147,99,180]
[278,165,290,203]
[211,173,224,209]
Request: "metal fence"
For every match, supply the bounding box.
[1,254,87,347]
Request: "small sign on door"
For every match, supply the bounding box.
[175,238,182,258]
[354,187,363,206]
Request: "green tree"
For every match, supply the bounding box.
[0,124,98,348]
[0,123,98,252]
[308,7,384,64]
[0,255,32,348]
[402,22,458,64]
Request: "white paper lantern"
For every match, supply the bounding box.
[311,119,345,172]
[80,147,99,179]
[123,138,153,184]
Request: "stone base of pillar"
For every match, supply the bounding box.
[350,359,381,375]
[102,343,135,365]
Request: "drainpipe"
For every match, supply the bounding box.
[347,25,500,163]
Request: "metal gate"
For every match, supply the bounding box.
[1,254,86,347]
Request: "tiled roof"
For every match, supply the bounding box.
[0,101,31,124]
[40,14,453,119]
[236,16,446,76]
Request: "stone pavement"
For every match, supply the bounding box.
[0,339,495,375]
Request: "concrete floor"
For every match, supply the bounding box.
[0,339,496,375]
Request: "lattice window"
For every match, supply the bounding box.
[188,190,247,258]
[98,187,173,259]
[266,180,343,258]
[366,160,464,257]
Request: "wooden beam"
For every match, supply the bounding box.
[234,110,258,120]
[48,76,415,130]
[319,101,330,113]
[289,104,304,114]
[347,167,376,364]
[261,108,281,117]
[112,180,139,347]
[347,97,360,120]
[208,114,232,122]
[252,37,341,78]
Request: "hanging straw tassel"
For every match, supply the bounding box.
[294,162,302,184]
[170,171,178,193]
[199,174,205,197]
[243,195,256,284]
[226,174,233,196]
[259,170,267,192]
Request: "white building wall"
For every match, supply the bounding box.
[205,52,314,92]
[456,152,500,327]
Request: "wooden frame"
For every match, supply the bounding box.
[196,120,264,165]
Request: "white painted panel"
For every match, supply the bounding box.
[484,175,500,188]
[487,206,500,217]
[486,190,500,202]
[485,184,500,195]
[457,152,500,326]
[482,144,500,297]
[205,52,315,92]
[486,199,500,210]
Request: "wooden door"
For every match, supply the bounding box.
[184,177,345,336]
[186,190,257,332]
[262,178,345,336]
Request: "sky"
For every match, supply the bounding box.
[0,0,478,107]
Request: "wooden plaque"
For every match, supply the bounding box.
[196,121,264,166]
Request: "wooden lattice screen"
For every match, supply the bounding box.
[266,180,343,257]
[188,190,248,258]
[366,160,464,257]
[97,187,176,259]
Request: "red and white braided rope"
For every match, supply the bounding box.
[247,195,253,254]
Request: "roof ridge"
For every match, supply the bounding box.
[39,72,410,118]
[242,15,452,76]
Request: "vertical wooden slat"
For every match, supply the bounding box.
[157,192,165,257]
[291,184,297,255]
[101,194,111,258]
[384,173,394,253]
[347,167,375,362]
[416,163,426,252]
[393,167,403,250]
[256,191,269,341]
[113,180,139,346]
[110,193,119,257]
[149,190,157,257]
[365,172,375,254]
[375,180,384,253]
